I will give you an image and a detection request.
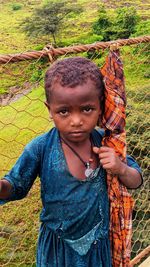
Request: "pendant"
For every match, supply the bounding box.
[85,167,94,177]
[85,162,94,178]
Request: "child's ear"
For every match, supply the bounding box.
[44,101,53,119]
[97,112,103,127]
[44,101,50,110]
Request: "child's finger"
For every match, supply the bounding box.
[102,162,112,170]
[93,146,109,154]
[99,146,113,152]
[93,147,100,154]
[98,152,110,159]
[100,158,110,165]
[93,146,114,157]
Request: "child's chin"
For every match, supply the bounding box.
[68,133,89,143]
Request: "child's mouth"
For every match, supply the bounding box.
[69,131,85,137]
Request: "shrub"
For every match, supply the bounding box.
[92,6,139,41]
[132,20,150,37]
[21,1,83,45]
[114,7,139,38]
[92,6,112,41]
[12,3,23,11]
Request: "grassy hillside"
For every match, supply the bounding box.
[0,0,149,95]
[0,0,149,54]
[0,0,98,54]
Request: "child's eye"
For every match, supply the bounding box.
[59,109,69,116]
[83,107,93,113]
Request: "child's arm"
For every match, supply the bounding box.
[93,146,142,189]
[0,180,12,199]
[0,137,41,203]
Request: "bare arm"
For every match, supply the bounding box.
[0,180,13,199]
[93,146,142,189]
[114,160,142,189]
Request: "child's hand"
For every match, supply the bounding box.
[0,180,12,199]
[93,146,142,188]
[93,146,125,176]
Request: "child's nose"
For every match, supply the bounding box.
[70,115,83,126]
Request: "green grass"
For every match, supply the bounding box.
[0,85,52,266]
[0,85,53,176]
[0,0,149,54]
[0,179,41,266]
[0,0,149,95]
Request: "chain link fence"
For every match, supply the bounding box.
[0,38,149,266]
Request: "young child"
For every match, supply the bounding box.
[0,57,142,267]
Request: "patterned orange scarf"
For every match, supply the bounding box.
[100,49,134,267]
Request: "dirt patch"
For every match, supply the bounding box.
[0,82,36,106]
[101,0,150,9]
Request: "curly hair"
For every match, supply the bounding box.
[44,57,105,114]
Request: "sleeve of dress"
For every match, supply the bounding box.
[126,155,143,187]
[0,139,40,204]
[126,155,142,173]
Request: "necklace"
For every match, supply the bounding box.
[61,136,94,178]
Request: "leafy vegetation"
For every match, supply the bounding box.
[92,5,111,41]
[11,3,23,11]
[132,20,150,37]
[21,0,83,45]
[0,0,149,54]
[92,6,139,41]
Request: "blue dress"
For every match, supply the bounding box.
[0,128,142,267]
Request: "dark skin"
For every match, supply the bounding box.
[45,80,101,180]
[0,79,142,198]
[45,80,142,186]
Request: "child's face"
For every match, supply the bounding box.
[46,79,101,144]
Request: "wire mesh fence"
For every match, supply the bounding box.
[0,38,150,266]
